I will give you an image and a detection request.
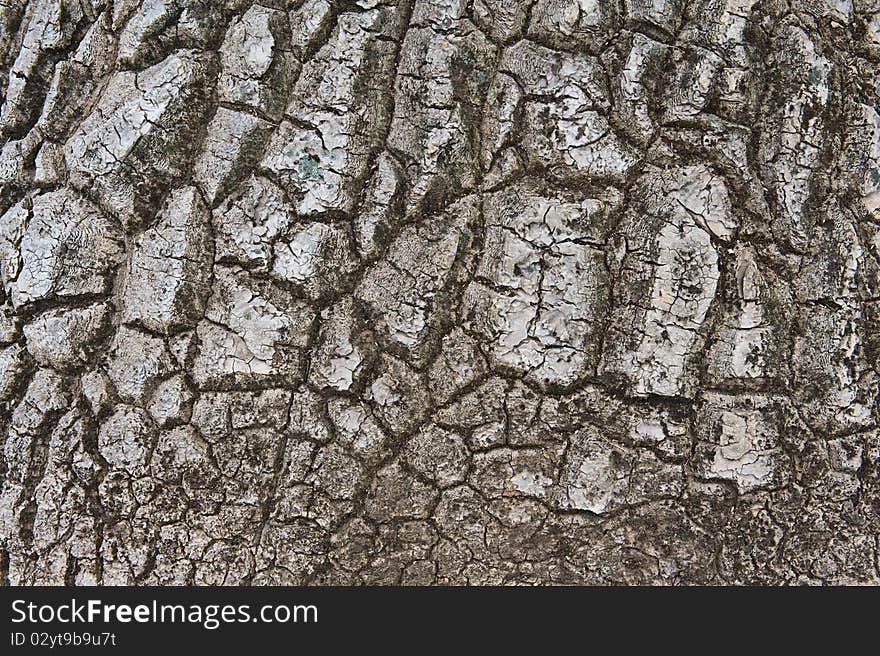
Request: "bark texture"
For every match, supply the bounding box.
[1,0,879,585]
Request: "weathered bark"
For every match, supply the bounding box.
[1,0,879,585]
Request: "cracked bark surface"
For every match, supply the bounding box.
[1,0,879,586]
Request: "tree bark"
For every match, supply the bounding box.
[1,0,878,585]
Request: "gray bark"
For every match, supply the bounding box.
[0,0,879,585]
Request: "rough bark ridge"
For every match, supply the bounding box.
[1,0,879,586]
